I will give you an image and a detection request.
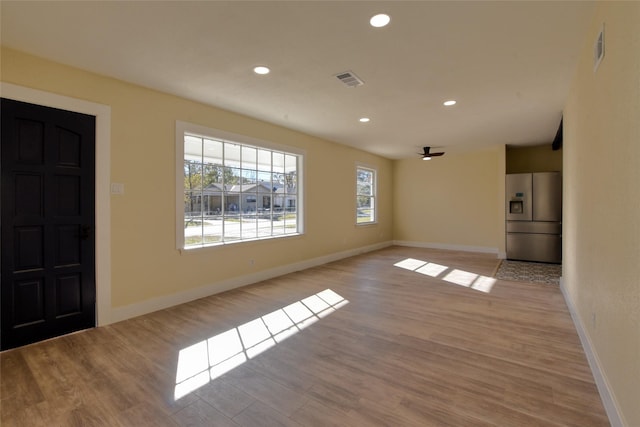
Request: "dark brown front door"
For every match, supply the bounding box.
[1,98,96,350]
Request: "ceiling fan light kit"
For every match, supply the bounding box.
[420,146,445,160]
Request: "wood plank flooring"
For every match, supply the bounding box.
[1,247,609,426]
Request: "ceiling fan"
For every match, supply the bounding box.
[420,146,445,160]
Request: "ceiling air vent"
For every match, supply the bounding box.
[335,71,364,88]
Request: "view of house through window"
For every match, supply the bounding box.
[180,128,301,248]
[356,166,376,224]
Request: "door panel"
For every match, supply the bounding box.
[13,278,46,326]
[506,233,562,264]
[1,98,96,350]
[56,274,82,317]
[55,175,81,215]
[15,226,44,270]
[506,221,562,234]
[532,172,562,222]
[505,173,533,221]
[56,225,81,265]
[16,118,45,163]
[57,127,82,166]
[14,173,44,216]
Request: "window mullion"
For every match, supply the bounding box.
[221,141,226,243]
[200,138,205,244]
[270,151,274,236]
[239,144,243,240]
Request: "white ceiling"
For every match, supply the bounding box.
[1,1,595,159]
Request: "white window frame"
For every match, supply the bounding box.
[176,121,304,250]
[356,164,377,225]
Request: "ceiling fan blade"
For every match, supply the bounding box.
[419,146,445,158]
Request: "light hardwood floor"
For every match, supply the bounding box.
[1,247,609,426]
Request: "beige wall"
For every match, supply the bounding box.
[506,144,562,174]
[563,2,640,425]
[393,146,505,254]
[1,47,393,312]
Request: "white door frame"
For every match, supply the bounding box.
[1,82,113,326]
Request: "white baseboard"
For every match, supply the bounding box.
[393,240,500,256]
[110,241,392,323]
[559,279,626,427]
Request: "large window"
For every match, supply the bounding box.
[177,122,303,249]
[356,166,376,224]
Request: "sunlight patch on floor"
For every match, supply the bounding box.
[174,289,348,400]
[394,258,496,293]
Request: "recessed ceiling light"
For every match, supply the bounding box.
[359,117,370,123]
[370,14,390,28]
[443,100,457,106]
[253,66,270,75]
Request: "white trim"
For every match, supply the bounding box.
[176,120,305,156]
[175,121,187,250]
[1,83,113,326]
[111,240,393,322]
[394,240,500,256]
[559,279,626,427]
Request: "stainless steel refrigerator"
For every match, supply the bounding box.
[506,172,562,263]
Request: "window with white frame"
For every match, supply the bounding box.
[356,166,376,224]
[177,122,303,249]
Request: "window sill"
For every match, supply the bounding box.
[178,233,303,255]
[355,221,378,227]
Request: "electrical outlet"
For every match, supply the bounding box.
[591,312,597,329]
[249,259,255,267]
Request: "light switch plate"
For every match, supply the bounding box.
[111,183,125,195]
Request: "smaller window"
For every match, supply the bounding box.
[356,166,376,224]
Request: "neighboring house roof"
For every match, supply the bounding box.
[201,181,277,195]
[203,183,225,192]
